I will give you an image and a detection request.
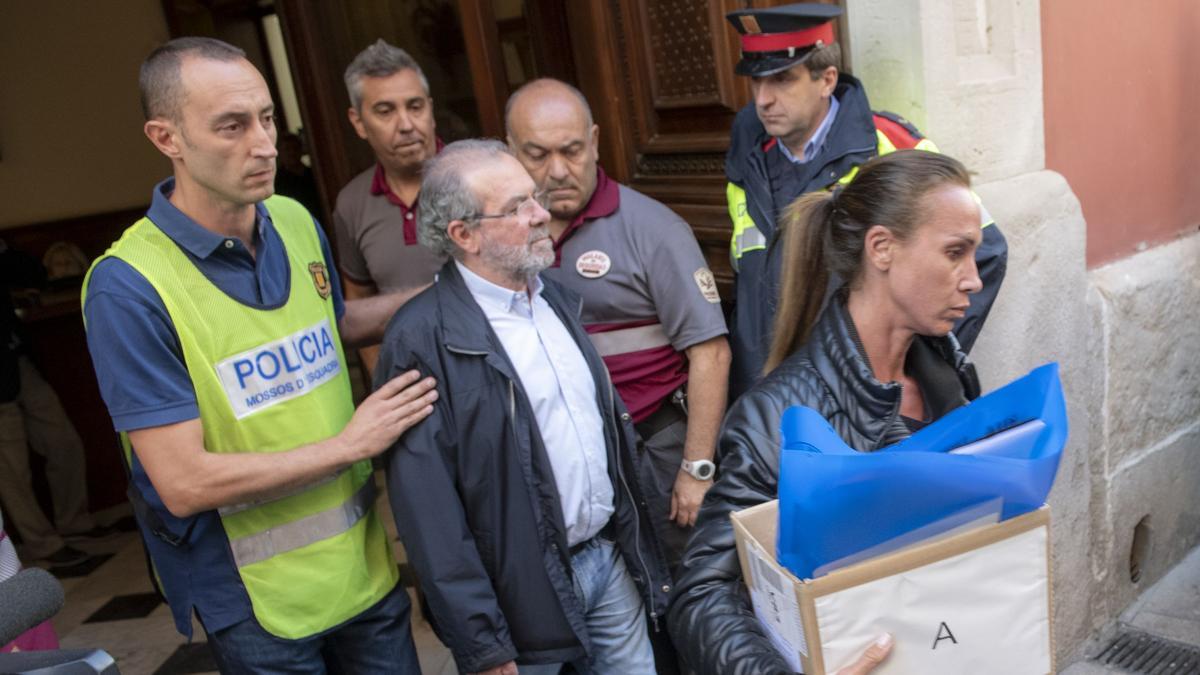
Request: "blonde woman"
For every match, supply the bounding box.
[669,150,989,674]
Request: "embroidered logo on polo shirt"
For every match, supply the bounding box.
[576,250,611,279]
[309,262,331,299]
[694,267,721,303]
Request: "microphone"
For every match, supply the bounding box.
[0,568,65,646]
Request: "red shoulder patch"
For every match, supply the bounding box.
[872,111,924,150]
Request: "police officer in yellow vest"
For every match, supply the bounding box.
[724,4,1008,399]
[82,37,439,673]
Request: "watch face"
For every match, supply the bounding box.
[697,464,715,480]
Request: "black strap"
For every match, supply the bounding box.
[635,392,687,440]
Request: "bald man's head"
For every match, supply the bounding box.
[504,78,600,223]
[504,78,593,137]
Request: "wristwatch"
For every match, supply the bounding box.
[680,458,716,481]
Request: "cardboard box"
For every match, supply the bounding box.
[733,500,1054,674]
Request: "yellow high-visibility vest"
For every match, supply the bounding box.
[83,195,397,639]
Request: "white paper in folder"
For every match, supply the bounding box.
[747,539,806,673]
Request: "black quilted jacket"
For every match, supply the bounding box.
[667,296,980,674]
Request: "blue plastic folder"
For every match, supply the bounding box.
[776,363,1067,579]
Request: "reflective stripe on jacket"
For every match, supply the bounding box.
[729,128,948,271]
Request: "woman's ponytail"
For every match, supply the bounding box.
[764,189,836,374]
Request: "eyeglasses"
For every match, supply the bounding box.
[466,190,551,222]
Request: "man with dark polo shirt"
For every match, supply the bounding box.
[505,79,731,574]
[335,40,444,376]
[82,37,438,671]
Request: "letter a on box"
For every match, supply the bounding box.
[932,622,958,649]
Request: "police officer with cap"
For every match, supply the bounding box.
[722,3,1007,400]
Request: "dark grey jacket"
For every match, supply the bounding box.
[667,297,980,675]
[377,262,670,673]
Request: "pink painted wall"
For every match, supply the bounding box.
[1042,0,1200,267]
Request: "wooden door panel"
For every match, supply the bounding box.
[604,0,747,159]
[640,1,736,110]
[625,0,744,144]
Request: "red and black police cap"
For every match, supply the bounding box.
[726,3,842,77]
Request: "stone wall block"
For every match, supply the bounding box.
[972,170,1087,385]
[846,0,1045,183]
[1104,425,1200,620]
[846,0,926,127]
[1088,235,1200,470]
[925,0,1046,184]
[1084,284,1116,624]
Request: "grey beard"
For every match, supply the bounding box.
[480,229,555,284]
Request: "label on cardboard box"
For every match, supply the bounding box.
[747,537,807,671]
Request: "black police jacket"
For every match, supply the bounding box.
[376,261,671,674]
[667,296,980,675]
[724,73,1007,401]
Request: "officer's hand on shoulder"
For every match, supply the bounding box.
[339,370,438,461]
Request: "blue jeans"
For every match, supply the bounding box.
[523,537,656,674]
[205,582,420,674]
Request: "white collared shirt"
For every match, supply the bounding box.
[456,261,614,547]
[778,95,841,165]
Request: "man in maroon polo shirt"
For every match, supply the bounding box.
[335,40,443,375]
[506,79,732,576]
